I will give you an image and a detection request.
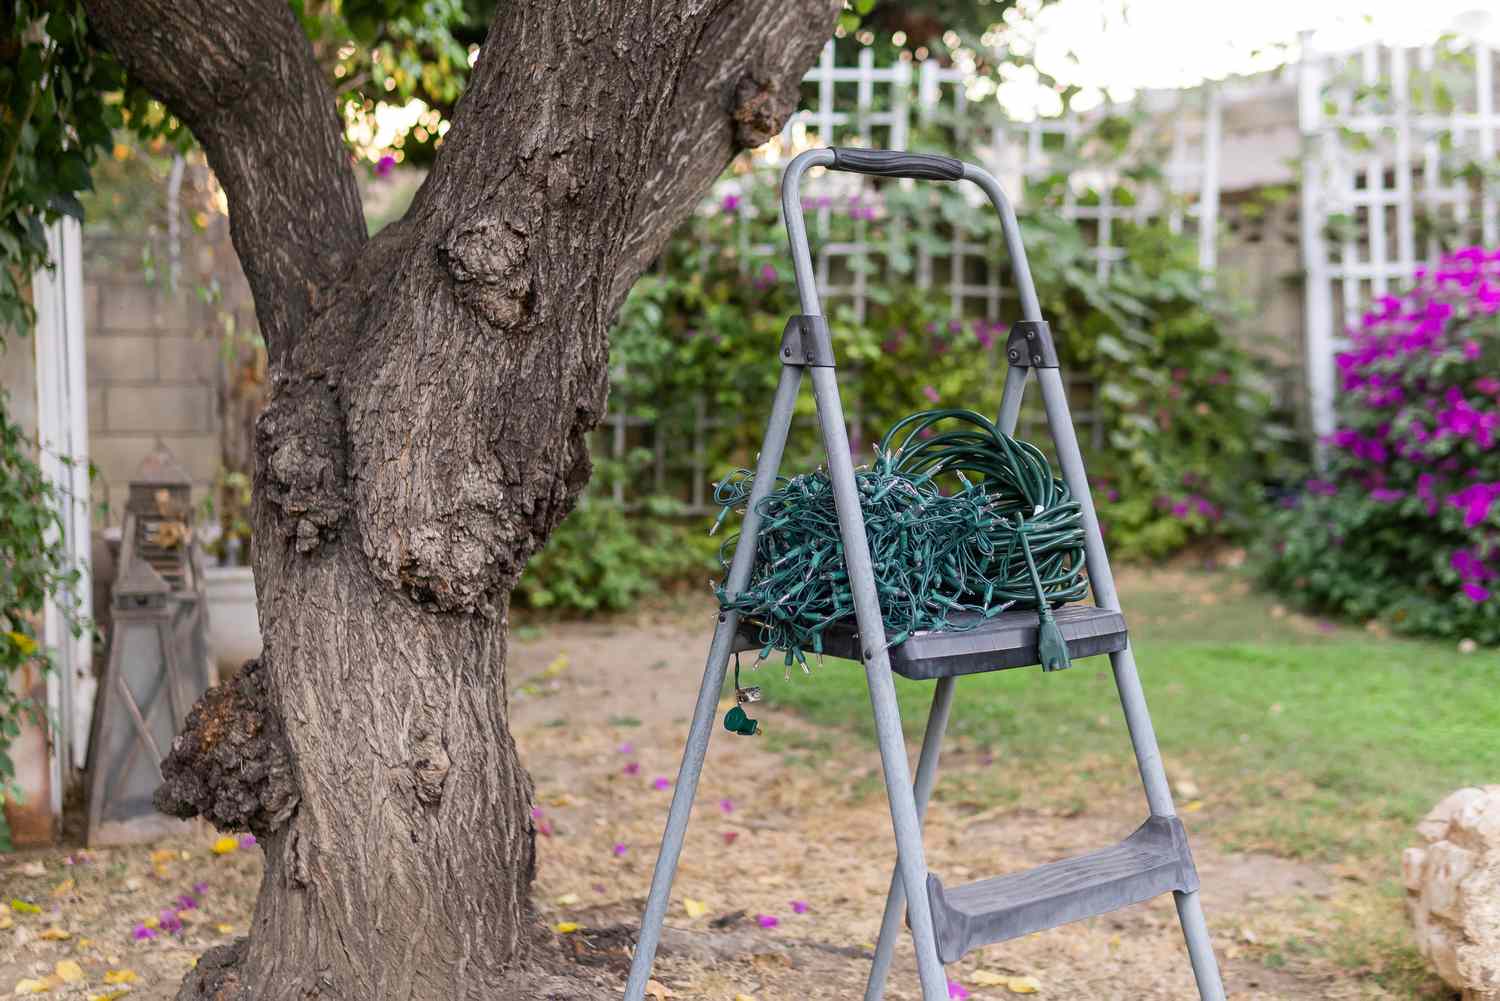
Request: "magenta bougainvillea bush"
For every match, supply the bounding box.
[1263,246,1500,644]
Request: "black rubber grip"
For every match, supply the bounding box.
[829,148,964,181]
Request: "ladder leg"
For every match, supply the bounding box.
[1031,365,1226,999]
[625,365,804,1001]
[806,365,949,1001]
[865,676,956,1001]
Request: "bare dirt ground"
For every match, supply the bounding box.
[1,595,1433,1001]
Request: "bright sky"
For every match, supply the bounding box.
[991,0,1500,115]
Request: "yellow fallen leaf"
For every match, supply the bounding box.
[1182,800,1204,813]
[39,927,71,941]
[142,916,159,930]
[103,970,137,986]
[10,898,42,914]
[50,880,74,898]
[734,995,756,1001]
[0,914,11,930]
[87,993,130,1001]
[13,978,49,995]
[77,938,93,948]
[554,892,580,906]
[644,980,673,1000]
[970,971,1010,987]
[542,655,569,678]
[179,851,190,861]
[682,898,708,919]
[1005,975,1041,994]
[54,961,84,984]
[552,922,579,934]
[210,836,238,856]
[149,849,176,865]
[215,924,234,934]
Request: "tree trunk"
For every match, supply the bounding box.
[86,1,839,998]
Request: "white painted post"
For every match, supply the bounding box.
[32,217,94,791]
[1297,35,1337,452]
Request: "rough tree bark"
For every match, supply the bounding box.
[83,2,839,998]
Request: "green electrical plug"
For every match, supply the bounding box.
[1036,604,1072,672]
[723,704,759,736]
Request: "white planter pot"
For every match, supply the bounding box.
[204,565,260,678]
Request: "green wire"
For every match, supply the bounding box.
[713,409,1087,671]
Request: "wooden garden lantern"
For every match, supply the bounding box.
[86,444,211,846]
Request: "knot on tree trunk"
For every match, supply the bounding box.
[733,76,786,150]
[257,378,349,553]
[437,217,534,331]
[155,658,300,837]
[174,938,247,1001]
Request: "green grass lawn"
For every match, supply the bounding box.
[761,568,1500,863]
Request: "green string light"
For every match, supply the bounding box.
[713,409,1087,676]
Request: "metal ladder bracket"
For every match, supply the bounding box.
[1006,320,1058,368]
[780,314,836,368]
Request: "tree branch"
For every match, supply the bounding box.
[84,0,366,364]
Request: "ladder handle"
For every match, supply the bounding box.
[828,147,964,181]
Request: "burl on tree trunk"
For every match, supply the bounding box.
[83,2,839,998]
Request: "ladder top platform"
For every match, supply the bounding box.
[734,604,1127,680]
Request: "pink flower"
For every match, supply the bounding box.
[790,900,808,914]
[623,762,640,775]
[721,193,742,215]
[159,910,184,935]
[612,842,628,857]
[1462,582,1490,603]
[132,923,157,940]
[374,154,396,178]
[174,894,197,911]
[718,798,734,814]
[948,980,970,999]
[922,385,940,403]
[756,914,779,929]
[652,777,672,791]
[192,881,208,896]
[617,742,635,755]
[238,834,256,849]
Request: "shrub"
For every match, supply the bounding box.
[1261,247,1500,644]
[608,169,1291,560]
[515,496,717,614]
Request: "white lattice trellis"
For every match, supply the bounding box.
[1299,35,1500,443]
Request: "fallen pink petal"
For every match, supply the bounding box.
[948,980,969,999]
[617,742,634,754]
[193,881,209,896]
[718,797,734,813]
[612,842,628,857]
[652,777,672,791]
[722,831,738,846]
[623,762,640,775]
[133,924,157,941]
[239,834,257,848]
[790,900,808,914]
[756,914,778,929]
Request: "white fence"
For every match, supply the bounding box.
[1299,35,1500,440]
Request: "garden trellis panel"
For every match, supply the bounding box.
[1299,35,1500,443]
[603,43,1227,513]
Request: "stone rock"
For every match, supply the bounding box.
[1406,785,1500,1000]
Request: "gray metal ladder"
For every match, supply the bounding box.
[623,147,1227,1001]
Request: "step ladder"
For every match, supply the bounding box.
[623,147,1227,1001]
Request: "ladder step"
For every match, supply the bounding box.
[926,816,1199,963]
[733,604,1127,679]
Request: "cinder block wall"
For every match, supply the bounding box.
[84,178,258,524]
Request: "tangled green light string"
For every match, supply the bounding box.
[713,409,1088,675]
